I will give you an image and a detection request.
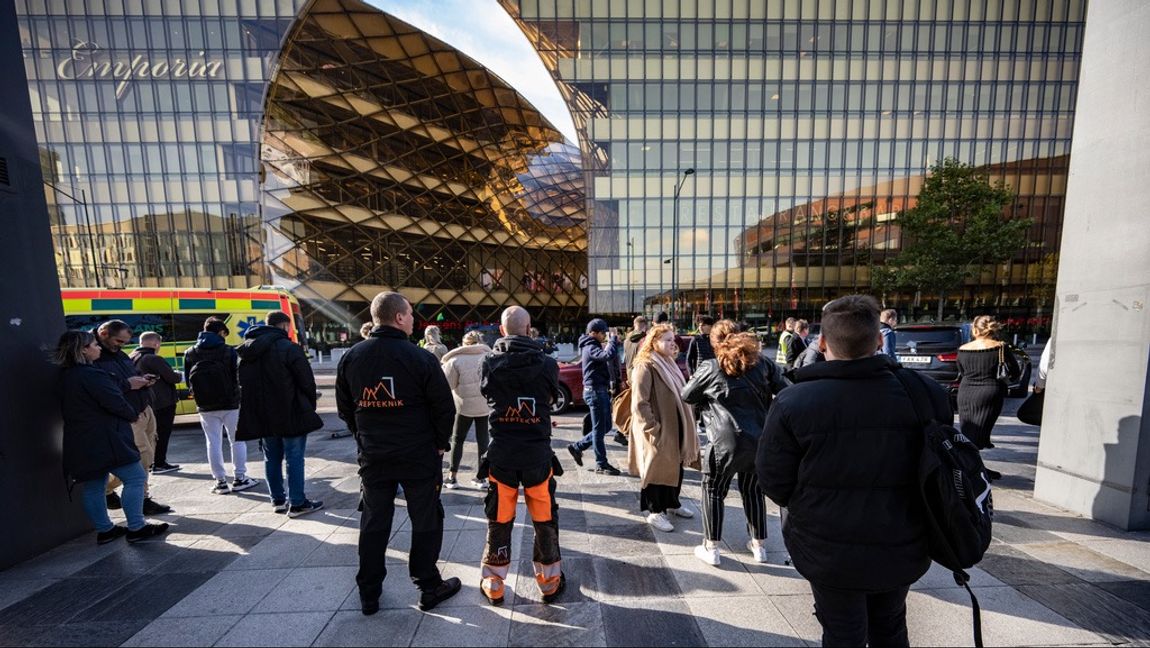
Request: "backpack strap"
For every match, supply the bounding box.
[892,366,985,648]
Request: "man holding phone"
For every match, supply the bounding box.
[568,318,623,475]
[96,320,171,516]
[131,332,183,474]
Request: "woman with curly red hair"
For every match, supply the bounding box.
[682,320,788,565]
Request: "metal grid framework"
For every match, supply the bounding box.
[501,0,1084,329]
[260,0,588,329]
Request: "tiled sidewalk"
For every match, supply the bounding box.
[2,403,1150,646]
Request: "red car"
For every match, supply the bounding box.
[552,336,692,414]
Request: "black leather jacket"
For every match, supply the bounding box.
[681,357,788,475]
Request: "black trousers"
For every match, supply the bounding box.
[356,465,445,601]
[701,468,768,542]
[152,404,176,466]
[809,583,911,647]
[448,414,489,474]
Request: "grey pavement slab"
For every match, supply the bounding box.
[1,412,1144,647]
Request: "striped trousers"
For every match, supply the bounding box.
[700,468,769,542]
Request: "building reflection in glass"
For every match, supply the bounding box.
[261,0,587,336]
[501,0,1083,328]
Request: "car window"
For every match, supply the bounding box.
[897,329,962,347]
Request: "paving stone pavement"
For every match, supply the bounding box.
[3,387,1150,647]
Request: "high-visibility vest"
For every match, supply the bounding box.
[775,330,793,364]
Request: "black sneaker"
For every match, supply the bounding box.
[273,500,289,514]
[613,432,629,447]
[142,498,172,515]
[361,597,380,616]
[567,444,584,467]
[541,572,567,604]
[288,499,324,518]
[127,522,169,543]
[151,463,180,475]
[418,577,462,612]
[593,464,621,476]
[96,526,128,545]
[106,492,122,510]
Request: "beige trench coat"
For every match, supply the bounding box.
[627,360,700,489]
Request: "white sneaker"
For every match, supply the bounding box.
[470,479,488,490]
[231,476,260,493]
[667,505,695,519]
[646,512,674,532]
[747,539,769,563]
[694,542,721,566]
[210,480,230,495]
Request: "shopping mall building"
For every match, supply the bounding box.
[17,0,588,343]
[19,0,1084,335]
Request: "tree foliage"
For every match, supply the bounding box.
[873,158,1031,319]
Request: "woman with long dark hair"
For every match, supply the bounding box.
[683,320,788,565]
[957,315,1019,480]
[56,330,168,544]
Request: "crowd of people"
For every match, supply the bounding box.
[53,293,1031,645]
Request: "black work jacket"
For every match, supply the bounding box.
[756,355,950,592]
[480,335,560,471]
[93,344,151,414]
[336,326,455,479]
[682,357,787,475]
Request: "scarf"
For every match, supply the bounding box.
[648,352,700,469]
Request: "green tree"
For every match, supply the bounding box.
[873,158,1031,320]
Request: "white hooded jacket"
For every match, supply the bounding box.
[441,344,493,418]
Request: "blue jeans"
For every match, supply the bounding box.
[82,462,147,532]
[575,387,612,467]
[263,435,308,506]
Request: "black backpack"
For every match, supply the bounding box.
[187,350,235,409]
[894,368,994,648]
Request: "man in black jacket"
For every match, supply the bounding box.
[96,320,170,515]
[685,315,715,376]
[336,292,460,615]
[478,305,564,606]
[757,295,950,647]
[184,318,257,495]
[237,312,323,517]
[131,332,182,474]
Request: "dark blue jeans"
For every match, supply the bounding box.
[574,387,612,467]
[263,435,308,506]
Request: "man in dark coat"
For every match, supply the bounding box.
[685,315,716,376]
[757,295,950,647]
[130,331,182,474]
[237,311,323,517]
[336,292,460,615]
[478,306,564,606]
[567,318,622,474]
[95,319,170,515]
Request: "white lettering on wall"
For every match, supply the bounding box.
[56,41,224,99]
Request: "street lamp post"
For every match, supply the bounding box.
[669,168,695,327]
[626,236,635,313]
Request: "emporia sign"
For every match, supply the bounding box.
[56,41,223,99]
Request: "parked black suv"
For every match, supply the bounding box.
[894,323,1032,402]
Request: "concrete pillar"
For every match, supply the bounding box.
[0,0,87,566]
[1033,0,1150,530]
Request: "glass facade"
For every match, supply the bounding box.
[17,0,305,289]
[260,0,587,336]
[501,0,1084,329]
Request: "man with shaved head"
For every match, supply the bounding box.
[477,305,565,605]
[336,291,460,615]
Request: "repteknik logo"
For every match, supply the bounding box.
[359,376,404,408]
[497,397,542,424]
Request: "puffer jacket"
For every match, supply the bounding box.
[235,325,322,441]
[60,364,140,482]
[442,344,492,418]
[756,355,950,592]
[682,357,787,475]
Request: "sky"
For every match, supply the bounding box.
[365,0,579,143]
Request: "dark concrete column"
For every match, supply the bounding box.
[0,0,88,567]
[1033,0,1150,530]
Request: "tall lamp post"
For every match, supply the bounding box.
[669,168,695,327]
[626,236,635,313]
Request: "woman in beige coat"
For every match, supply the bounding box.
[441,331,492,488]
[628,324,701,532]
